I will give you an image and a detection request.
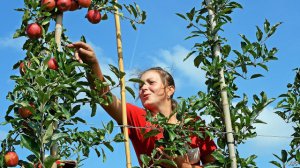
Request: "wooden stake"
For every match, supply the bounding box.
[113,1,132,168]
[204,0,237,167]
[51,13,63,157]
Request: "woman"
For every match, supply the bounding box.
[67,42,217,168]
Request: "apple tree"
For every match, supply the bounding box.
[270,68,300,167]
[0,0,145,168]
[139,1,281,168]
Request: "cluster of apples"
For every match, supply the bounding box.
[26,0,101,39]
[41,0,102,24]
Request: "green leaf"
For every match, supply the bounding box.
[250,74,264,79]
[125,86,135,99]
[246,155,257,164]
[140,154,151,166]
[20,134,40,158]
[183,50,196,61]
[281,150,287,162]
[44,155,59,168]
[296,150,300,161]
[91,103,96,117]
[268,22,282,37]
[41,17,51,25]
[103,142,114,152]
[51,132,69,141]
[264,19,270,33]
[143,129,161,139]
[80,35,86,43]
[187,7,196,21]
[13,29,24,39]
[128,78,144,84]
[256,26,263,41]
[176,13,186,20]
[166,129,176,141]
[95,148,101,157]
[254,119,267,124]
[101,148,106,162]
[130,4,137,18]
[270,161,282,167]
[257,63,269,71]
[212,150,225,163]
[113,133,125,142]
[194,55,203,68]
[43,122,54,143]
[106,120,114,134]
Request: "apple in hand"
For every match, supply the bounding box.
[4,151,19,167]
[26,23,42,39]
[41,0,56,11]
[78,0,91,8]
[86,9,101,24]
[57,0,72,12]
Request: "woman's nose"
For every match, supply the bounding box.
[140,83,148,90]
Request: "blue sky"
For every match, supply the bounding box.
[1,0,299,167]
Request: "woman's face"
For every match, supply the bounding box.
[139,70,169,112]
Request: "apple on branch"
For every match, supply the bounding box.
[78,0,91,8]
[69,0,79,11]
[41,0,56,11]
[4,151,19,167]
[57,0,72,12]
[47,57,59,70]
[26,23,42,39]
[86,9,102,24]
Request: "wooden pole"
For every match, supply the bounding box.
[204,0,237,167]
[113,1,132,168]
[51,13,63,157]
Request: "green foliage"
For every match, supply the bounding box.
[1,0,146,167]
[271,68,300,167]
[173,0,281,167]
[139,98,214,167]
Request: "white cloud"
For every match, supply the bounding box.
[150,45,206,94]
[0,35,26,49]
[250,106,293,146]
[0,130,8,141]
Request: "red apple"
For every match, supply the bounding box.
[26,23,42,39]
[86,9,101,24]
[19,61,31,75]
[18,103,35,119]
[78,0,91,8]
[47,58,59,70]
[69,0,79,11]
[41,0,56,11]
[4,151,19,167]
[57,0,72,12]
[34,162,42,168]
[56,160,64,168]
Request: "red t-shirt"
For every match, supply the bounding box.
[126,103,217,166]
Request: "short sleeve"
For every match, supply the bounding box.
[126,103,147,138]
[198,135,217,162]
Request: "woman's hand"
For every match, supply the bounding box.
[67,41,98,66]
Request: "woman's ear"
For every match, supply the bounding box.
[167,86,175,97]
